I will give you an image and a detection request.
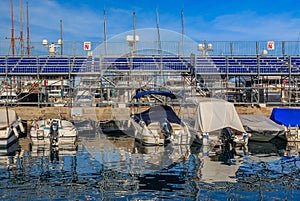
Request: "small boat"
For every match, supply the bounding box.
[270,108,300,141]
[0,90,18,106]
[97,120,132,135]
[30,116,78,146]
[129,90,195,146]
[240,114,286,142]
[0,109,25,148]
[183,97,248,146]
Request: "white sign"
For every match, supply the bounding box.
[267,41,275,50]
[84,42,91,51]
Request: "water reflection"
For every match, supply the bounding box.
[0,129,299,200]
[235,141,300,201]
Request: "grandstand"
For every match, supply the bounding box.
[1,40,300,106]
[1,55,299,75]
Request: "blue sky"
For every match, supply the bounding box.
[1,0,300,43]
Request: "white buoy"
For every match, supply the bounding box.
[13,127,19,138]
[19,122,25,133]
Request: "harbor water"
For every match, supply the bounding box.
[0,128,300,201]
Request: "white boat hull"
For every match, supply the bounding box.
[0,117,24,148]
[30,119,78,146]
[130,120,194,146]
[0,129,18,148]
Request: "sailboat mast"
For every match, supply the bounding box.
[10,0,15,56]
[133,12,137,56]
[181,9,184,56]
[26,0,30,56]
[60,19,63,56]
[104,9,107,56]
[20,0,24,55]
[156,8,161,55]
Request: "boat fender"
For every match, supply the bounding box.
[19,122,25,133]
[13,127,19,138]
[203,133,209,139]
[202,133,209,146]
[242,133,249,145]
[139,121,146,127]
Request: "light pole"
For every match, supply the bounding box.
[42,39,63,57]
[197,41,213,55]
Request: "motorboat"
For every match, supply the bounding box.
[0,90,18,106]
[270,108,300,141]
[30,116,78,146]
[0,108,25,148]
[240,114,286,142]
[129,90,195,146]
[183,97,249,147]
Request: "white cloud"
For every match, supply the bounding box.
[210,12,300,41]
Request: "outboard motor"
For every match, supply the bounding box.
[221,127,236,146]
[50,148,59,163]
[220,127,236,165]
[50,120,59,147]
[160,118,172,142]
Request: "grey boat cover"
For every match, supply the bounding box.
[187,98,246,133]
[239,114,286,141]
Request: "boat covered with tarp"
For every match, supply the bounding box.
[270,108,300,141]
[270,108,300,127]
[184,97,248,145]
[240,114,286,142]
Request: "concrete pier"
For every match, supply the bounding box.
[3,105,275,122]
[5,106,131,121]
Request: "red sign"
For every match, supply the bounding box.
[84,42,91,51]
[267,41,275,50]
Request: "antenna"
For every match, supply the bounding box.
[156,8,161,55]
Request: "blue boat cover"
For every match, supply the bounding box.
[133,105,182,126]
[270,108,300,127]
[132,90,177,99]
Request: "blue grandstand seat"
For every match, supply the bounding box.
[195,66,219,73]
[0,58,6,72]
[7,57,21,64]
[3,55,300,76]
[218,66,227,73]
[19,58,38,64]
[13,65,38,73]
[70,57,87,72]
[236,58,257,64]
[280,67,289,73]
[102,57,129,70]
[0,57,6,73]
